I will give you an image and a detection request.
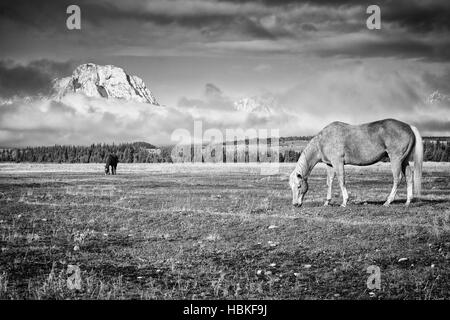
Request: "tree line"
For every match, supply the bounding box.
[423,140,450,162]
[0,138,449,163]
[0,142,172,163]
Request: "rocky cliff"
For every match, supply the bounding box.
[51,63,159,105]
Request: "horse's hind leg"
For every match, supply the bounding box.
[404,161,413,206]
[324,165,335,206]
[384,159,403,206]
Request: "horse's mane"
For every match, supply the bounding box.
[294,135,320,178]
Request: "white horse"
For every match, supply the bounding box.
[289,119,423,207]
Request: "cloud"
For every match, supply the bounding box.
[300,23,318,32]
[0,59,74,98]
[1,0,450,146]
[254,64,272,72]
[178,83,235,111]
[422,68,450,94]
[381,0,450,33]
[0,88,299,147]
[2,0,449,61]
[311,30,450,62]
[414,119,450,133]
[0,94,195,147]
[205,83,223,97]
[0,0,284,42]
[1,63,449,148]
[271,60,450,135]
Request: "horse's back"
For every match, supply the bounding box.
[365,118,414,143]
[318,119,414,165]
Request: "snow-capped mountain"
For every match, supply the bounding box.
[51,63,159,105]
[233,95,276,114]
[426,90,450,105]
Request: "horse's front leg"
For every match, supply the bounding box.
[324,165,335,206]
[333,160,348,207]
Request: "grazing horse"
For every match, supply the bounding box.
[105,154,119,175]
[289,119,423,207]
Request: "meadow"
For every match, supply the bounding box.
[0,162,449,299]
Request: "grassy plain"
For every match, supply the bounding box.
[0,162,449,299]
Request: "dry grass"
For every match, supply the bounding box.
[0,162,449,299]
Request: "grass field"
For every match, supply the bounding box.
[0,162,449,299]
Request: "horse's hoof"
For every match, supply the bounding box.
[383,202,390,207]
[340,203,346,208]
[324,201,330,206]
[405,202,410,207]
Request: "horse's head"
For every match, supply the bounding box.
[289,170,308,207]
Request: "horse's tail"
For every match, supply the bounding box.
[409,125,423,197]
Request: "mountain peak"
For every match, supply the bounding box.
[233,95,276,114]
[52,63,159,105]
[426,90,450,105]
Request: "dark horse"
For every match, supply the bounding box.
[105,154,119,175]
[289,119,423,207]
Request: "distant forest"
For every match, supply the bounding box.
[0,137,449,163]
[0,142,173,164]
[423,139,450,162]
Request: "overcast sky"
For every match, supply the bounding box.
[0,0,449,146]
